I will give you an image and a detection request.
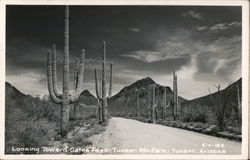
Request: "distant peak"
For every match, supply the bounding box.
[131,77,156,88]
[5,81,12,87]
[139,77,155,83]
[144,77,155,82]
[81,90,91,95]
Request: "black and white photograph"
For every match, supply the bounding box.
[0,0,249,159]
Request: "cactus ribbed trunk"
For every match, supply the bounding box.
[136,89,139,117]
[95,69,103,123]
[63,6,70,100]
[176,75,179,118]
[173,71,176,120]
[47,6,85,137]
[109,63,113,98]
[102,41,108,123]
[162,86,167,120]
[236,81,241,123]
[152,85,156,123]
[61,6,70,136]
[173,71,179,120]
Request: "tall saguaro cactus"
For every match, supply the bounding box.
[47,6,85,137]
[135,89,139,117]
[162,86,171,120]
[151,85,156,123]
[172,70,179,120]
[94,41,113,124]
[162,86,166,119]
[235,81,241,123]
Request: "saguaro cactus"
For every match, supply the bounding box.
[135,89,139,117]
[47,6,85,137]
[162,86,171,120]
[151,85,156,123]
[162,86,166,119]
[172,70,179,120]
[94,41,113,124]
[95,69,102,123]
[236,81,241,123]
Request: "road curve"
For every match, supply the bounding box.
[90,117,241,155]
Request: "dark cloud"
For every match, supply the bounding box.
[6,5,242,99]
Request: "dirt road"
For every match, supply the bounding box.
[90,117,241,155]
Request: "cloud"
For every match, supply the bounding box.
[195,21,241,33]
[210,21,241,32]
[121,33,196,63]
[182,10,203,20]
[196,26,208,31]
[122,29,241,84]
[122,50,164,63]
[130,27,140,32]
[193,35,241,81]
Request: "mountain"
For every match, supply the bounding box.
[109,77,187,118]
[5,81,98,122]
[182,78,241,106]
[5,82,61,122]
[78,90,98,106]
[180,78,242,123]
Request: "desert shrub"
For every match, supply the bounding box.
[89,123,105,134]
[193,122,209,129]
[192,112,208,123]
[68,133,92,149]
[226,126,241,135]
[88,113,97,119]
[181,104,209,123]
[6,118,57,154]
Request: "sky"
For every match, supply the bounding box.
[6,5,242,100]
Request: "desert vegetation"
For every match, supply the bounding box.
[108,76,242,141]
[5,82,106,154]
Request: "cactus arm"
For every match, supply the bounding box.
[62,5,70,100]
[47,50,61,104]
[102,41,107,100]
[166,100,171,108]
[108,63,113,98]
[94,68,101,99]
[175,75,179,116]
[51,44,61,98]
[73,58,80,90]
[75,49,85,92]
[163,86,167,106]
[70,49,85,103]
[99,71,102,98]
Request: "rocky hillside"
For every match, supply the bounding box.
[182,78,241,107]
[180,78,242,124]
[5,82,98,154]
[5,82,61,122]
[108,77,187,119]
